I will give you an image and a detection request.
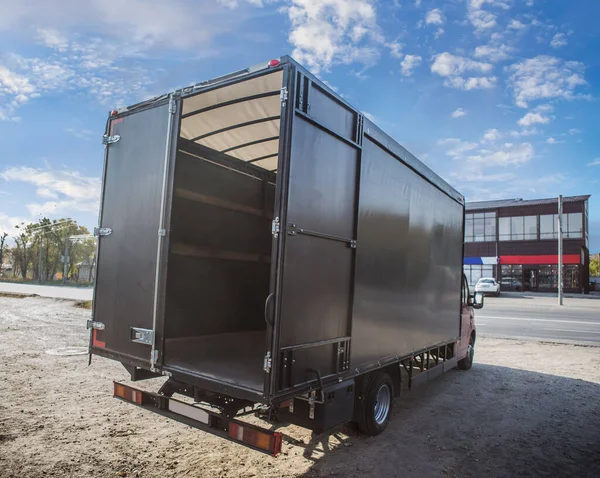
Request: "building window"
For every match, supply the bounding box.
[465,212,496,242]
[524,216,537,240]
[463,264,494,286]
[499,216,537,241]
[564,265,580,289]
[539,265,558,289]
[500,265,523,290]
[540,213,583,239]
[540,214,555,239]
[566,213,582,239]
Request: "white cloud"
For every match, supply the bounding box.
[438,136,535,168]
[535,103,553,113]
[286,0,384,74]
[550,33,568,49]
[451,170,517,183]
[434,28,445,39]
[401,54,422,76]
[466,0,509,33]
[483,128,501,142]
[36,29,70,52]
[546,137,564,144]
[415,0,422,6]
[568,128,582,135]
[26,199,99,217]
[474,43,514,62]
[1,166,100,219]
[467,142,534,166]
[0,0,271,117]
[0,212,29,237]
[451,108,466,118]
[387,41,404,59]
[588,158,600,166]
[425,9,445,25]
[508,128,540,137]
[66,128,93,140]
[439,138,478,158]
[508,19,528,30]
[431,52,492,76]
[517,112,550,127]
[445,75,497,90]
[507,55,587,108]
[1,0,250,51]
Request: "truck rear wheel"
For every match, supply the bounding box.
[457,335,475,370]
[354,372,393,436]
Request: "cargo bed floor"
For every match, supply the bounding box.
[164,330,266,392]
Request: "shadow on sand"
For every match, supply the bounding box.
[285,363,600,478]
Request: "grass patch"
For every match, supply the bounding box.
[74,300,93,309]
[0,292,32,299]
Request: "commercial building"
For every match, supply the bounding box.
[464,195,591,294]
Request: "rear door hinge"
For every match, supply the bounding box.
[280,87,288,106]
[86,320,104,330]
[102,134,120,145]
[263,351,272,373]
[130,327,153,345]
[168,97,176,114]
[271,217,280,238]
[94,227,112,237]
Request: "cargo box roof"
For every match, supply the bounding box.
[179,70,283,172]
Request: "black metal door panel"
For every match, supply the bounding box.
[92,103,172,364]
[274,102,359,394]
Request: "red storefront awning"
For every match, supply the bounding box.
[499,254,580,265]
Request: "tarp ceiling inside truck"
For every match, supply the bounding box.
[180,71,283,172]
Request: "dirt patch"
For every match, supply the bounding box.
[73,300,92,309]
[1,296,599,477]
[0,292,31,299]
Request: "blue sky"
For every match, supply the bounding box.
[0,0,598,251]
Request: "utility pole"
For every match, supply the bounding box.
[63,233,70,285]
[38,234,43,284]
[558,195,563,306]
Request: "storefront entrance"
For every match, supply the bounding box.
[500,263,581,293]
[523,268,537,292]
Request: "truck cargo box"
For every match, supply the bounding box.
[90,57,465,406]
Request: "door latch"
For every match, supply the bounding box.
[130,327,153,345]
[102,134,120,145]
[86,320,105,330]
[94,227,112,237]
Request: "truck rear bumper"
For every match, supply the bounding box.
[113,382,283,456]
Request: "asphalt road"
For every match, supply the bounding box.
[0,281,93,300]
[476,294,600,345]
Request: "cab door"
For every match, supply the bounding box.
[458,274,474,359]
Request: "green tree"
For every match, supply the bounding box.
[0,231,7,269]
[13,223,32,279]
[591,254,599,278]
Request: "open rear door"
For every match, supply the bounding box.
[270,67,362,397]
[90,99,178,370]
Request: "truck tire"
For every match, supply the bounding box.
[354,372,393,436]
[457,335,475,370]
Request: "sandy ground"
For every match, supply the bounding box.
[1,296,599,478]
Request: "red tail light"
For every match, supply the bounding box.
[114,383,143,405]
[228,422,282,456]
[268,59,280,68]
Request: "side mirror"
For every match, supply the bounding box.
[468,292,484,309]
[470,292,484,309]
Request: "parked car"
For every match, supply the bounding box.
[476,277,500,296]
